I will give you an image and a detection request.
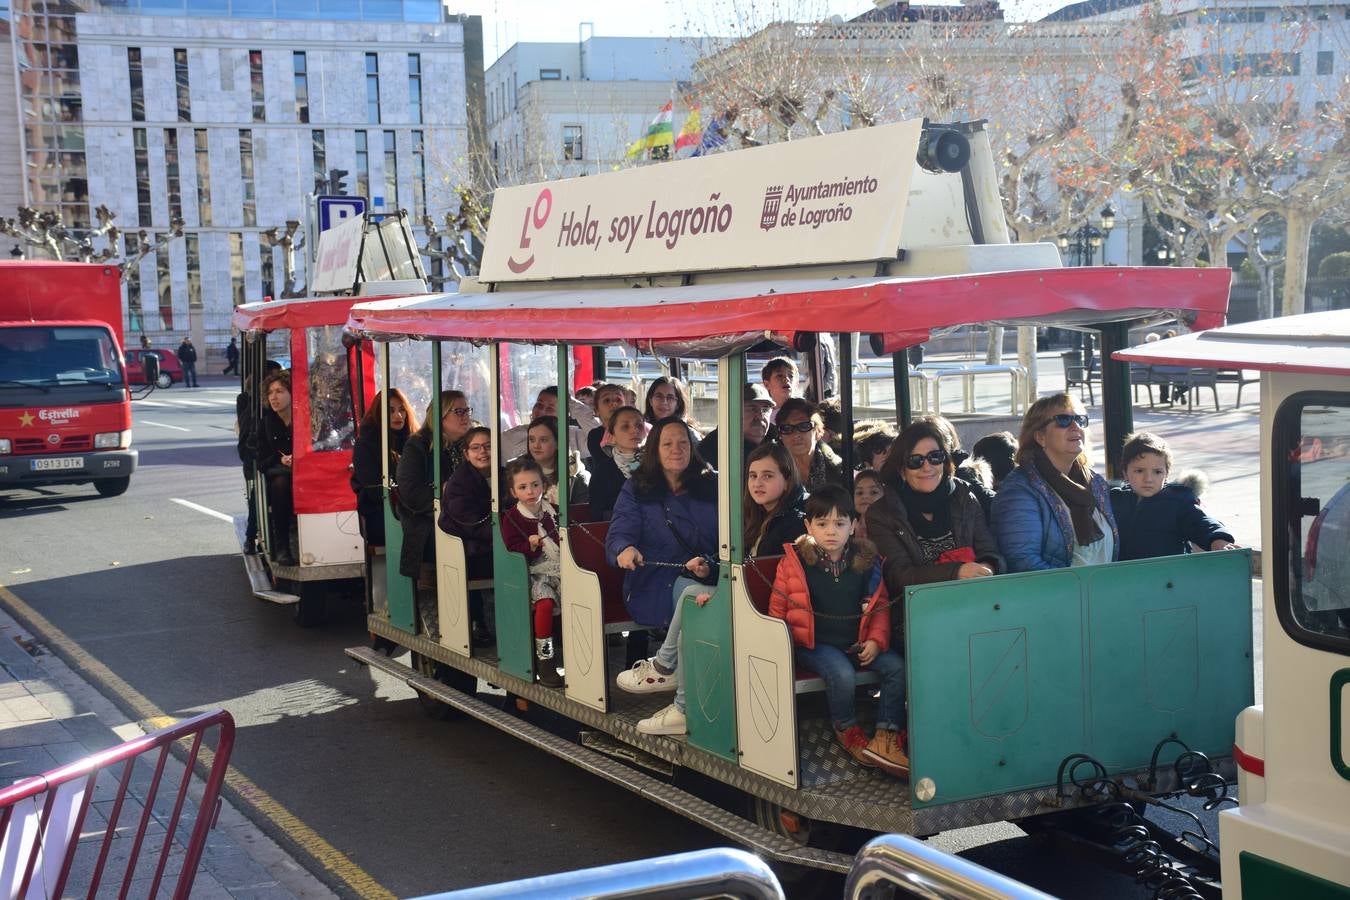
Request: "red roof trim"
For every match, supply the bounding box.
[233,294,408,332]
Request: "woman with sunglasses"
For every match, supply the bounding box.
[991,392,1118,572]
[867,419,1001,621]
[775,397,846,490]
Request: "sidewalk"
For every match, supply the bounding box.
[0,608,337,899]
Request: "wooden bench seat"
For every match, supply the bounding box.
[742,555,880,695]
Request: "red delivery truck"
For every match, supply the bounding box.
[0,261,137,497]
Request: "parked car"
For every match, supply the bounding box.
[125,348,184,388]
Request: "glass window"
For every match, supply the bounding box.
[239,129,256,226]
[362,0,401,20]
[128,48,144,122]
[539,68,561,80]
[1275,393,1350,654]
[411,130,425,217]
[186,233,201,310]
[311,129,326,192]
[124,231,143,329]
[382,130,397,211]
[249,49,265,122]
[164,128,182,222]
[229,232,246,307]
[307,325,355,452]
[194,128,212,226]
[293,52,309,123]
[133,127,152,227]
[187,0,230,16]
[355,130,370,198]
[174,48,191,121]
[408,53,422,124]
[232,0,275,17]
[156,236,174,330]
[402,0,440,21]
[260,236,275,300]
[562,124,582,160]
[365,53,380,124]
[1318,51,1334,75]
[317,0,360,19]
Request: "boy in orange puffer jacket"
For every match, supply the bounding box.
[768,484,909,777]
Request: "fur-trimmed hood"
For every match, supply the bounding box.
[791,533,878,572]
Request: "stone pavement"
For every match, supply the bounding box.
[0,608,337,899]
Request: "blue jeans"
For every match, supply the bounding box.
[795,643,906,732]
[653,576,703,713]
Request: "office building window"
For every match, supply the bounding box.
[133,127,151,227]
[383,130,397,210]
[186,234,201,311]
[249,50,265,122]
[355,130,370,198]
[1318,51,1334,75]
[293,52,309,123]
[194,129,212,226]
[540,68,561,80]
[156,236,173,330]
[365,53,380,124]
[164,129,182,223]
[125,231,143,329]
[311,130,326,191]
[174,48,191,122]
[229,233,246,307]
[128,48,144,122]
[408,54,422,124]
[411,130,426,217]
[260,237,275,300]
[563,124,583,160]
[239,129,256,226]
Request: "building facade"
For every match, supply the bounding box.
[6,0,482,351]
[484,35,709,185]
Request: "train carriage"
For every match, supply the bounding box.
[339,119,1258,875]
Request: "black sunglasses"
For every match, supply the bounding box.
[1051,413,1089,429]
[777,421,816,434]
[905,449,949,470]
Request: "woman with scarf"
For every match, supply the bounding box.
[775,397,847,490]
[866,418,1001,642]
[991,393,1118,571]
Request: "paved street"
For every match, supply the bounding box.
[0,361,1259,898]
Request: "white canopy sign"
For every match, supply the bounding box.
[479,119,924,283]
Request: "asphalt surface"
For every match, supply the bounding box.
[0,378,1239,899]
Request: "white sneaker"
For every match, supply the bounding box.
[616,658,677,694]
[636,703,687,736]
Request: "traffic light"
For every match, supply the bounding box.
[327,168,350,196]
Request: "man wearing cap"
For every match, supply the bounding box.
[698,383,775,472]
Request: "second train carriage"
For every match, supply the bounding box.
[340,119,1254,870]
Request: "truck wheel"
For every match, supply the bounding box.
[94,477,131,498]
[157,372,172,389]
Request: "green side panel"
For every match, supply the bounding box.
[383,492,415,633]
[905,550,1253,808]
[1240,852,1350,900]
[684,352,740,763]
[493,520,534,680]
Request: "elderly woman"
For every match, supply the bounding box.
[775,397,846,490]
[866,418,1001,635]
[606,416,719,737]
[991,393,1118,572]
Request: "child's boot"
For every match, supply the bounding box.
[535,637,563,688]
[835,725,875,768]
[862,729,910,778]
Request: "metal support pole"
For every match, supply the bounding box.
[892,351,912,428]
[838,333,854,484]
[1098,322,1133,481]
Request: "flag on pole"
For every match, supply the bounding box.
[692,113,729,157]
[626,101,674,160]
[675,105,703,152]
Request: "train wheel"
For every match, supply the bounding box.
[410,653,476,720]
[749,796,846,892]
[294,583,327,627]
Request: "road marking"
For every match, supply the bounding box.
[170,399,216,407]
[0,581,396,900]
[133,398,171,407]
[171,498,235,523]
[137,419,191,432]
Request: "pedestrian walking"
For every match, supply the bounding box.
[177,337,199,387]
[224,337,240,375]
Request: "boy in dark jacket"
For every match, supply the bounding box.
[1110,432,1236,561]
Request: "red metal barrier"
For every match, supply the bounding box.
[0,709,235,899]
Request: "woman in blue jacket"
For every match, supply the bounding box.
[606,416,718,736]
[992,392,1118,572]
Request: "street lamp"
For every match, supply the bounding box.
[1057,204,1116,267]
[9,244,23,259]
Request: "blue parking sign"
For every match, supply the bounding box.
[317,195,368,232]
